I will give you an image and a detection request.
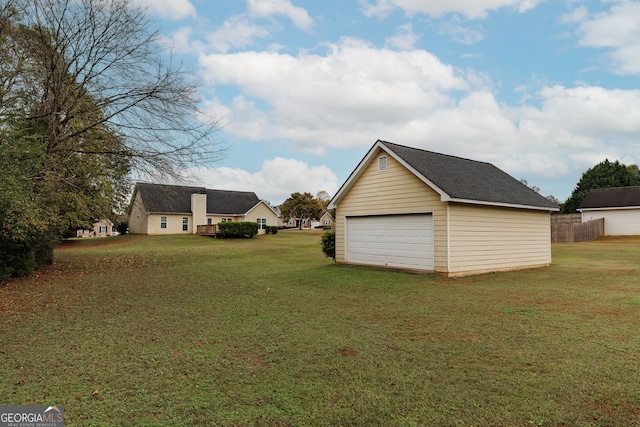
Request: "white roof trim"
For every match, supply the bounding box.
[578,206,640,212]
[449,198,559,212]
[245,200,281,217]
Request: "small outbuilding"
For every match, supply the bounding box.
[578,186,640,235]
[327,140,559,276]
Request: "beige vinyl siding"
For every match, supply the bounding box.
[207,215,244,224]
[335,152,448,272]
[448,203,551,275]
[247,203,278,224]
[128,191,149,234]
[247,202,279,234]
[147,213,192,235]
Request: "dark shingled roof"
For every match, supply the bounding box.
[134,183,260,215]
[379,140,559,209]
[578,186,640,209]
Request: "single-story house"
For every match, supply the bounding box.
[319,211,334,228]
[77,219,114,238]
[327,140,560,276]
[128,183,279,235]
[578,186,640,235]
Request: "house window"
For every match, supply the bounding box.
[324,219,330,226]
[257,218,267,230]
[99,225,107,234]
[378,155,388,172]
[207,218,212,225]
[182,217,189,231]
[161,216,167,229]
[221,218,232,222]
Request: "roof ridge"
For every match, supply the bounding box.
[378,139,494,166]
[137,182,205,190]
[136,182,256,195]
[590,185,640,191]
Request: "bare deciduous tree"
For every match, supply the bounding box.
[3,0,225,179]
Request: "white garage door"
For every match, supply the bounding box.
[346,214,434,271]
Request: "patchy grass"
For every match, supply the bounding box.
[1,231,639,426]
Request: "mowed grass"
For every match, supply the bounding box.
[1,231,639,426]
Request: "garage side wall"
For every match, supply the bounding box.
[335,153,448,272]
[448,203,551,276]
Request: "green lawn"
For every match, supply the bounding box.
[1,231,639,426]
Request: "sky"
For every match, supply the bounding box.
[136,0,640,205]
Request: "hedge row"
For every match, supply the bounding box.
[218,221,259,238]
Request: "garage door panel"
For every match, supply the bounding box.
[346,214,434,271]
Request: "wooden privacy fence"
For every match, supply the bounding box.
[551,214,604,242]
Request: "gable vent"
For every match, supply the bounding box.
[378,156,388,172]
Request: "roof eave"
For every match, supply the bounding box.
[578,205,640,212]
[449,197,560,211]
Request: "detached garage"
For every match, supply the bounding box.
[578,186,640,235]
[328,140,560,276]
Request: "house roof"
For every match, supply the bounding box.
[329,140,559,211]
[578,186,640,210]
[133,182,261,215]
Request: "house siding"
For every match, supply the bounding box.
[448,203,551,276]
[246,202,279,234]
[207,215,244,224]
[148,213,192,235]
[582,208,640,235]
[128,191,149,234]
[335,152,448,272]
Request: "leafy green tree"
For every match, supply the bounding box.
[279,192,323,229]
[562,160,640,213]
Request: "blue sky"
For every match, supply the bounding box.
[136,0,640,204]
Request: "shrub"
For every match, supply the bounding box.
[116,222,128,235]
[0,231,56,281]
[321,231,335,261]
[268,226,278,235]
[219,221,259,238]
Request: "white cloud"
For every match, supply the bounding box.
[196,39,640,202]
[439,15,485,44]
[247,0,314,30]
[134,0,196,20]
[560,6,588,24]
[360,0,543,19]
[188,158,339,204]
[385,24,419,50]
[205,16,271,53]
[575,1,640,74]
[199,37,469,154]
